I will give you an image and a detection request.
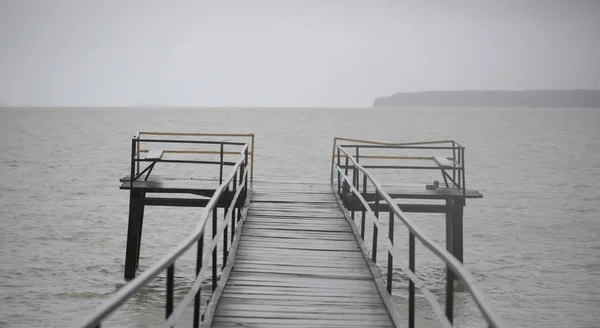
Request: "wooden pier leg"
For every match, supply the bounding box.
[453,200,464,263]
[445,199,453,257]
[445,199,464,263]
[125,190,144,279]
[135,191,146,269]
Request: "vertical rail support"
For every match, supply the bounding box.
[212,207,218,292]
[124,189,145,279]
[355,146,360,187]
[135,134,140,177]
[446,266,455,324]
[337,148,341,196]
[244,147,249,201]
[352,146,360,220]
[130,138,136,190]
[462,148,466,201]
[223,206,228,269]
[361,174,367,241]
[193,235,203,328]
[231,172,237,243]
[351,169,357,220]
[239,157,246,218]
[372,191,379,263]
[387,210,394,294]
[219,143,224,184]
[166,264,174,319]
[343,156,349,207]
[409,232,415,328]
[250,134,255,187]
[452,142,457,183]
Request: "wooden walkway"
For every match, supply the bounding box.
[208,181,397,328]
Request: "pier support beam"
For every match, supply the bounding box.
[445,198,464,263]
[125,190,145,279]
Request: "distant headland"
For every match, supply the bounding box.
[373,89,600,108]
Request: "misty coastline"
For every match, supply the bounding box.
[373,90,600,108]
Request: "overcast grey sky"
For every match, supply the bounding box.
[1,0,599,107]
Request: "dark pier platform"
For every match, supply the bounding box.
[78,134,506,328]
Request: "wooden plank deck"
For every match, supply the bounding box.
[209,181,397,328]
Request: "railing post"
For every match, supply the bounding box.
[166,264,174,319]
[232,171,237,243]
[219,143,224,184]
[452,142,457,183]
[130,138,136,189]
[135,134,140,176]
[409,232,415,328]
[212,207,217,292]
[351,166,358,220]
[244,147,248,200]
[446,266,454,325]
[343,156,349,207]
[355,145,360,192]
[387,210,394,294]
[372,191,379,263]
[239,154,246,211]
[337,148,341,195]
[462,148,466,200]
[457,147,463,190]
[223,206,228,268]
[193,235,203,328]
[361,174,367,241]
[250,134,254,187]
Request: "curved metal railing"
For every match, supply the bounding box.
[334,144,507,328]
[77,144,250,328]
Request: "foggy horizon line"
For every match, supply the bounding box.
[2,88,599,108]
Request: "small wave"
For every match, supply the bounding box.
[582,196,600,202]
[573,183,592,190]
[574,207,597,214]
[54,291,113,299]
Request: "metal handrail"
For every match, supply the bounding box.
[329,137,458,182]
[335,145,506,328]
[137,132,255,186]
[77,144,249,328]
[331,138,466,198]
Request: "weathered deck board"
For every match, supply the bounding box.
[210,181,396,328]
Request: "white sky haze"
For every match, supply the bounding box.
[1,0,599,107]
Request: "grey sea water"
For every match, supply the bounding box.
[1,107,599,327]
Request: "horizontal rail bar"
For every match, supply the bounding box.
[135,159,236,166]
[333,155,433,160]
[139,132,254,138]
[338,164,459,170]
[340,144,464,150]
[333,137,456,146]
[139,149,252,156]
[136,138,246,145]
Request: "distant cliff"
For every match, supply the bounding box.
[373,90,600,108]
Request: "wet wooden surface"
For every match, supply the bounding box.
[210,181,395,328]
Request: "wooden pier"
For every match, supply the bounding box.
[205,181,399,327]
[77,134,506,328]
